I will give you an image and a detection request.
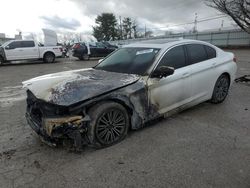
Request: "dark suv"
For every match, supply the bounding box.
[72,42,118,60]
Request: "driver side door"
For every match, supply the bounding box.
[5,41,22,60]
[147,45,192,114]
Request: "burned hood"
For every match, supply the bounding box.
[23,68,140,106]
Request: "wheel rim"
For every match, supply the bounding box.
[215,77,229,101]
[46,54,54,63]
[95,109,126,145]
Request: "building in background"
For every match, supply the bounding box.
[0,33,14,45]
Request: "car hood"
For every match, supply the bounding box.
[23,68,140,106]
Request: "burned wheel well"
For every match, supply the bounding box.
[86,99,134,126]
[86,99,133,116]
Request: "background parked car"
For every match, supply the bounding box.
[72,42,117,60]
[0,40,62,64]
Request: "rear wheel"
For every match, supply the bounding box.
[88,102,129,148]
[80,53,89,61]
[43,52,55,63]
[211,74,230,104]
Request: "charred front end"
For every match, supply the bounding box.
[25,90,89,148]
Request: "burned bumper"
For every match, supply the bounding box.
[26,107,90,149]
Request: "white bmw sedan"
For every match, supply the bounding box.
[23,39,237,149]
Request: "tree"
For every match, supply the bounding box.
[206,0,250,33]
[132,20,138,38]
[93,13,119,41]
[122,17,132,39]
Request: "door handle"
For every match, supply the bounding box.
[182,72,190,78]
[19,49,23,51]
[211,63,216,67]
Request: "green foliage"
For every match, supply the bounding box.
[93,13,119,41]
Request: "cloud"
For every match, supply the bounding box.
[40,15,81,30]
[70,0,219,25]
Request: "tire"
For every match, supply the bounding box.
[211,74,230,104]
[43,52,55,63]
[80,53,89,61]
[88,102,129,148]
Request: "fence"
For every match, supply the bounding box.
[111,29,250,47]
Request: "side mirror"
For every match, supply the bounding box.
[151,66,175,78]
[5,46,11,50]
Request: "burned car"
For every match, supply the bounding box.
[23,39,237,149]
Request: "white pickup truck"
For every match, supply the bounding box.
[0,40,62,64]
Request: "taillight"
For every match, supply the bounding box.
[73,44,80,49]
[59,48,63,52]
[233,57,237,63]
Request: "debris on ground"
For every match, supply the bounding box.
[235,75,250,83]
[0,149,16,159]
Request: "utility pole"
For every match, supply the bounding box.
[193,13,198,33]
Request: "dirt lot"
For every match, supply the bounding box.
[0,50,249,188]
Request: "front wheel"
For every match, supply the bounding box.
[211,74,230,104]
[88,102,129,148]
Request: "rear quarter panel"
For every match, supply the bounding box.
[39,46,62,58]
[215,50,237,86]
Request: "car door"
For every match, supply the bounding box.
[4,41,22,60]
[185,44,218,102]
[96,42,107,57]
[89,43,98,57]
[147,45,192,114]
[20,41,39,59]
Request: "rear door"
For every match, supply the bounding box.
[20,41,39,59]
[147,45,192,114]
[185,44,218,102]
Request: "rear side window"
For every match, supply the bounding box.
[204,45,216,59]
[8,41,21,49]
[157,45,186,69]
[21,41,35,48]
[186,44,208,64]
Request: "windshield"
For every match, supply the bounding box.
[95,47,160,75]
[1,41,12,47]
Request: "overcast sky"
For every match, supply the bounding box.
[0,0,235,37]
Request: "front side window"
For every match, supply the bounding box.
[96,42,106,48]
[8,41,21,49]
[95,47,160,75]
[186,44,208,64]
[157,45,186,69]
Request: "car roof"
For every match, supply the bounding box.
[124,39,211,49]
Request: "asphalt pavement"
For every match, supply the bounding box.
[0,50,249,188]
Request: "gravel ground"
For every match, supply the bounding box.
[0,50,249,188]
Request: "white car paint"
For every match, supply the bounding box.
[126,39,237,115]
[1,40,62,62]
